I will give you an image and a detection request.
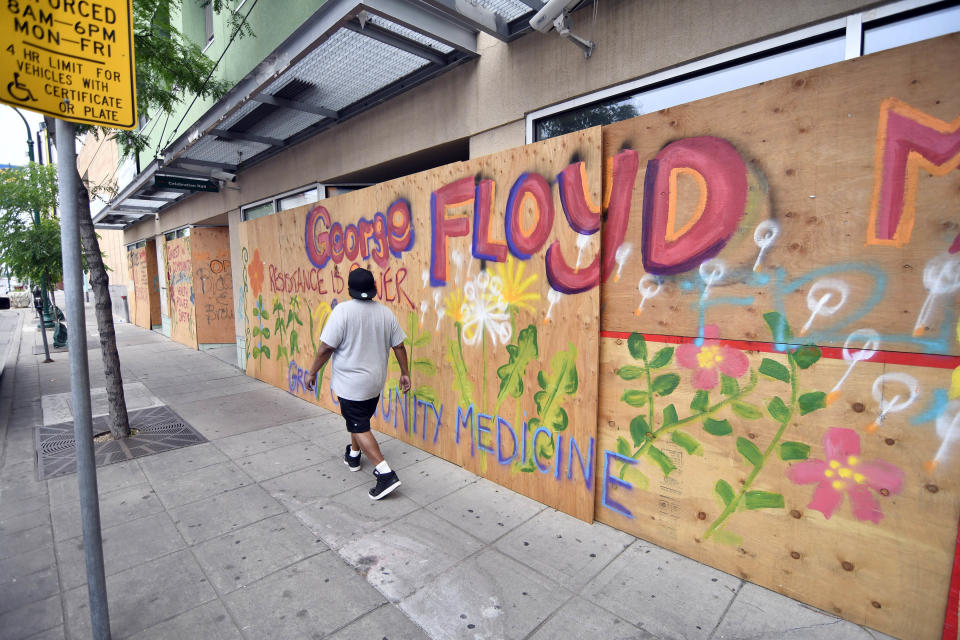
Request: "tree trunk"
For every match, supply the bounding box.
[72,164,130,439]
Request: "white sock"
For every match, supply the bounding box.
[375,460,392,474]
[349,448,361,457]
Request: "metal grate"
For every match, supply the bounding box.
[478,0,536,22]
[264,29,428,111]
[35,405,207,480]
[367,15,455,53]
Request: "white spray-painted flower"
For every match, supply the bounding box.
[460,270,511,347]
[433,290,446,330]
[451,249,466,286]
[575,233,592,269]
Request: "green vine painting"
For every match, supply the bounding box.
[616,312,831,545]
[388,310,438,425]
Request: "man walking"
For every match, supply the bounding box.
[305,267,410,499]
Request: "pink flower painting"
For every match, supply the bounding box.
[676,325,749,389]
[787,427,904,523]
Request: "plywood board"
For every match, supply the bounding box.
[165,235,197,349]
[126,246,145,329]
[190,228,235,345]
[241,212,288,388]
[598,339,957,639]
[145,239,161,328]
[595,34,960,640]
[600,34,960,356]
[238,128,602,521]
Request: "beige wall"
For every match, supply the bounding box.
[76,132,128,289]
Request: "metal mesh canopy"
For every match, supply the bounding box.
[262,29,430,111]
[475,0,535,22]
[367,14,455,53]
[95,0,548,229]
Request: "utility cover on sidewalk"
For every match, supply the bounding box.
[35,405,206,480]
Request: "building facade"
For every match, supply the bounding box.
[86,2,960,638]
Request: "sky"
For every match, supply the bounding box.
[0,106,48,167]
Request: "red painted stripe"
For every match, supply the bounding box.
[599,331,960,370]
[942,516,960,640]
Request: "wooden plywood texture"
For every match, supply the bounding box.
[190,228,235,345]
[595,35,960,640]
[239,128,602,521]
[145,239,161,328]
[165,235,197,349]
[127,246,146,329]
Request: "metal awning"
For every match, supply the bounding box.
[95,0,547,229]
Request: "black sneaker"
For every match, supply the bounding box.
[344,445,361,472]
[369,469,401,500]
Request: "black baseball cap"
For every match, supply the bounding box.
[348,268,377,300]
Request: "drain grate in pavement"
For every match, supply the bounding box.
[36,405,206,480]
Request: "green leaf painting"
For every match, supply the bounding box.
[799,392,827,415]
[731,401,763,420]
[737,437,763,468]
[690,390,709,412]
[763,311,792,342]
[617,365,646,380]
[651,373,681,396]
[703,417,733,436]
[779,441,811,461]
[628,333,647,361]
[612,315,825,546]
[629,415,650,447]
[415,386,439,406]
[289,329,299,355]
[621,390,649,407]
[622,465,650,491]
[662,404,678,426]
[671,431,703,456]
[646,446,676,476]
[715,479,735,507]
[496,325,539,407]
[446,336,474,408]
[791,345,822,369]
[412,359,437,376]
[767,396,790,423]
[406,312,431,347]
[744,491,785,509]
[711,529,743,547]
[648,347,674,369]
[720,374,739,396]
[529,343,579,433]
[759,358,790,383]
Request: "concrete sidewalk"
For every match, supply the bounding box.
[0,305,897,640]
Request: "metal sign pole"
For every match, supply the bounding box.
[55,118,111,640]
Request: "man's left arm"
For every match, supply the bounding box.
[305,342,335,391]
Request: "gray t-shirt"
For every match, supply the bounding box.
[319,299,406,401]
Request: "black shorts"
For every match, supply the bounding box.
[338,395,380,433]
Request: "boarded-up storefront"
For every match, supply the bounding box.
[191,228,235,345]
[163,228,235,349]
[595,34,959,640]
[239,130,602,522]
[127,240,161,330]
[235,35,959,639]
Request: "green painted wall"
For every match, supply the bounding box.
[144,0,326,158]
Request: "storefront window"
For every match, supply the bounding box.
[531,1,957,143]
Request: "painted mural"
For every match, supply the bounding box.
[127,240,160,330]
[597,35,959,640]
[239,129,603,521]
[165,235,197,348]
[236,34,959,639]
[191,228,235,345]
